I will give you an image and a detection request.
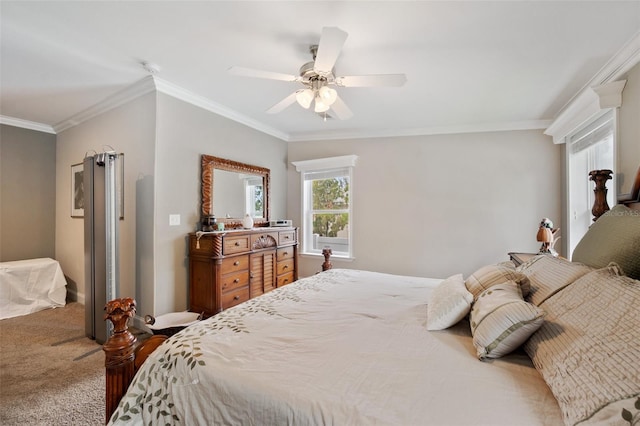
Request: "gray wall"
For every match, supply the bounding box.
[153,93,288,315]
[618,62,640,195]
[288,130,562,278]
[0,125,57,261]
[55,92,157,311]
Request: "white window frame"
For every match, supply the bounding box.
[243,175,264,218]
[292,155,358,259]
[545,79,626,257]
[566,109,617,257]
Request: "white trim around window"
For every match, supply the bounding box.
[292,155,358,259]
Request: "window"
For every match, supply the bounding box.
[292,155,357,258]
[244,176,264,218]
[567,110,615,256]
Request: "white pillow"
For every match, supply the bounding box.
[427,274,474,331]
[470,281,545,359]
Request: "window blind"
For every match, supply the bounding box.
[569,111,614,154]
[303,167,349,181]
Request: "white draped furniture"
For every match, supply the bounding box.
[0,258,66,320]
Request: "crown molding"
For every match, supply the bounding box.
[545,31,640,144]
[5,27,636,143]
[287,119,553,142]
[152,77,289,141]
[53,76,156,133]
[0,116,56,134]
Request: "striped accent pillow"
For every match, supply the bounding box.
[524,265,640,425]
[470,281,545,360]
[465,263,530,299]
[516,255,593,305]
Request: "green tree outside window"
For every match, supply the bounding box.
[312,178,349,237]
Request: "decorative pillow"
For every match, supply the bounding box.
[426,274,474,331]
[524,265,640,426]
[516,255,593,305]
[496,260,517,270]
[572,204,640,279]
[469,281,544,360]
[465,263,530,299]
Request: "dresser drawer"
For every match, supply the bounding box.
[220,271,249,293]
[224,235,250,255]
[220,255,249,275]
[190,235,215,255]
[276,247,294,261]
[250,232,278,249]
[221,286,249,309]
[277,271,294,287]
[278,230,296,245]
[276,258,294,276]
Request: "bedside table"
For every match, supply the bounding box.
[508,252,537,267]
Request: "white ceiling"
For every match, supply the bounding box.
[1,1,639,141]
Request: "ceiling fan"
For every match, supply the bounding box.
[228,27,407,120]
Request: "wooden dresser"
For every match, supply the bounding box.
[188,227,298,317]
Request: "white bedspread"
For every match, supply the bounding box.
[110,269,562,425]
[0,258,66,320]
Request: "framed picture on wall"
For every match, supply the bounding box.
[71,162,84,217]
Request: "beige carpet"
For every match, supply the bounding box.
[0,303,105,425]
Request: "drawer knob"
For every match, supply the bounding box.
[283,252,288,256]
[234,278,239,283]
[283,265,288,269]
[285,235,290,239]
[235,242,240,246]
[234,261,240,266]
[283,279,289,284]
[234,295,240,300]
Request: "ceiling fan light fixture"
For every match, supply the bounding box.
[295,89,314,109]
[314,96,330,113]
[318,85,337,106]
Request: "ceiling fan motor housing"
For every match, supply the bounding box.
[299,44,337,86]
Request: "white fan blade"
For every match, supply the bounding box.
[313,27,348,75]
[329,95,353,120]
[228,66,298,82]
[336,74,407,87]
[266,92,298,114]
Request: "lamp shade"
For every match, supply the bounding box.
[314,96,330,113]
[295,89,314,109]
[318,86,337,106]
[536,227,553,243]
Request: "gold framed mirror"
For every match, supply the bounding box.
[201,155,270,226]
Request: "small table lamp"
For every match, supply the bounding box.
[537,218,559,257]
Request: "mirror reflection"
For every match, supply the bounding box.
[213,170,264,218]
[201,155,270,224]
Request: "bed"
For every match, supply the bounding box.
[104,171,640,426]
[0,257,67,320]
